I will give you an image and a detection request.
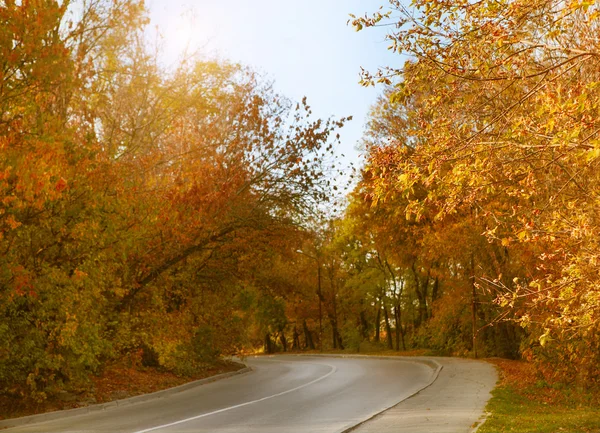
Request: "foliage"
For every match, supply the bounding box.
[0,359,243,420]
[350,0,600,382]
[480,359,600,432]
[0,0,346,402]
[7,0,600,409]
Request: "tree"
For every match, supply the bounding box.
[0,0,347,402]
[352,0,600,380]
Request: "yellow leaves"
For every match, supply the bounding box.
[539,329,552,347]
[353,0,600,384]
[568,0,595,12]
[428,160,436,174]
[544,118,555,134]
[397,172,409,185]
[586,145,600,162]
[516,230,528,241]
[59,311,80,346]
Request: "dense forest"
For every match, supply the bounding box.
[1,0,600,405]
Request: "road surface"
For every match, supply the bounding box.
[3,355,439,433]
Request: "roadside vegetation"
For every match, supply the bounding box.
[480,359,600,433]
[0,359,242,420]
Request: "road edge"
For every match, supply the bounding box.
[282,353,442,373]
[0,366,252,430]
[275,353,444,433]
[335,356,443,433]
[469,361,501,433]
[339,357,497,433]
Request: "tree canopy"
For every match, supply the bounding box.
[0,0,346,402]
[350,0,600,382]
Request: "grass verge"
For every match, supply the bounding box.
[479,359,600,433]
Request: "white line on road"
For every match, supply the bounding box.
[132,362,338,433]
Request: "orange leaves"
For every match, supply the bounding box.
[5,215,21,230]
[0,0,350,403]
[357,0,600,378]
[9,264,33,297]
[54,177,67,192]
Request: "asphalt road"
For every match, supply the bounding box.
[4,355,437,433]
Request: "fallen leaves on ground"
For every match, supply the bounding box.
[0,360,243,420]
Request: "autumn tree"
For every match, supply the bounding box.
[351,0,600,379]
[0,0,346,402]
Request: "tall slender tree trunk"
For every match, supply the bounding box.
[303,320,315,350]
[335,324,344,350]
[332,318,338,349]
[359,310,369,341]
[383,305,393,350]
[330,318,344,350]
[317,263,323,351]
[374,302,381,342]
[431,276,440,303]
[383,259,405,351]
[421,271,430,324]
[337,333,344,350]
[292,325,301,350]
[471,253,478,358]
[394,305,406,351]
[411,262,429,327]
[279,330,287,352]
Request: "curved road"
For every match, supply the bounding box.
[4,355,437,433]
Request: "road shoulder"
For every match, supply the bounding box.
[347,357,497,433]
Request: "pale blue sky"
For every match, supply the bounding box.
[146,0,400,180]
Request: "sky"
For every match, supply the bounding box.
[145,0,401,185]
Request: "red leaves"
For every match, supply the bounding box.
[54,177,67,192]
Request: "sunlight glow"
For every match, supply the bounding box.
[161,8,202,61]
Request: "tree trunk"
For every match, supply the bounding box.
[331,318,338,349]
[394,304,406,351]
[421,271,430,324]
[431,276,440,303]
[292,325,301,350]
[303,320,315,350]
[279,331,287,352]
[374,302,381,342]
[359,310,369,341]
[330,317,344,350]
[264,332,273,354]
[471,253,478,358]
[411,263,429,327]
[337,331,344,350]
[384,261,405,351]
[384,305,393,350]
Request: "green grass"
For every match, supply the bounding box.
[478,384,600,433]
